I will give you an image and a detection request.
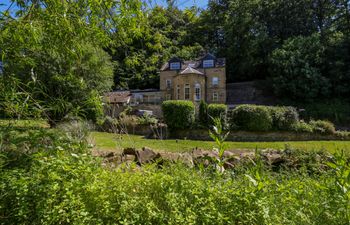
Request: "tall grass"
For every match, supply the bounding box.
[1,122,350,224]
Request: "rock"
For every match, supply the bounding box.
[136,147,161,165]
[178,153,194,167]
[123,147,137,156]
[122,154,136,163]
[261,150,284,166]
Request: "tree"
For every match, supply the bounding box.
[269,34,330,101]
[0,0,141,124]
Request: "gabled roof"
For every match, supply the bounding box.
[180,66,204,75]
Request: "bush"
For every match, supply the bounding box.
[162,100,195,130]
[1,151,349,224]
[291,121,314,133]
[269,106,299,131]
[230,105,273,131]
[98,116,119,133]
[137,114,158,125]
[207,104,227,128]
[208,104,227,119]
[310,120,336,135]
[198,100,208,126]
[296,100,350,125]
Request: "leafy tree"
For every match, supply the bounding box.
[269,34,330,101]
[0,0,141,124]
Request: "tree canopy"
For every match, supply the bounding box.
[1,0,350,123]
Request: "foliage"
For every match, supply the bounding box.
[198,100,208,127]
[269,34,330,101]
[269,106,299,131]
[106,0,350,102]
[162,100,195,130]
[0,0,141,124]
[209,117,229,172]
[137,114,158,125]
[207,104,227,127]
[230,105,273,131]
[2,144,350,224]
[97,116,119,133]
[310,120,336,135]
[110,6,204,89]
[294,99,350,125]
[291,121,314,134]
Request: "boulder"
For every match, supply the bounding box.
[136,147,161,165]
[123,147,137,156]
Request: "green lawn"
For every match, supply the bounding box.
[91,131,350,153]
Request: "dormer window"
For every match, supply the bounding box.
[203,59,214,68]
[170,62,181,70]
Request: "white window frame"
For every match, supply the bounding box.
[212,92,219,102]
[166,79,172,89]
[203,59,214,68]
[184,84,190,100]
[212,77,219,86]
[194,83,201,101]
[170,62,181,70]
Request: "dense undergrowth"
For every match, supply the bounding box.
[1,123,350,224]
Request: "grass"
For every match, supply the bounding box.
[91,131,350,153]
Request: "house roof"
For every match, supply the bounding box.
[180,66,204,75]
[104,91,131,104]
[160,53,226,71]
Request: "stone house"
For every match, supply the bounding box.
[160,53,226,104]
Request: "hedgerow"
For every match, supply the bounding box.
[230,105,273,131]
[162,100,195,130]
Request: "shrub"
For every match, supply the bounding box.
[208,104,227,119]
[198,100,208,126]
[208,104,227,128]
[291,121,314,133]
[162,100,195,130]
[269,106,299,131]
[137,114,158,125]
[230,105,273,131]
[97,116,119,133]
[296,100,350,125]
[118,115,138,128]
[310,120,336,135]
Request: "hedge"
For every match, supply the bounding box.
[269,106,299,131]
[230,105,273,131]
[198,100,208,126]
[207,104,227,127]
[162,100,195,130]
[309,120,336,135]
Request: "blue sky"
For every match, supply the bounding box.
[0,0,208,13]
